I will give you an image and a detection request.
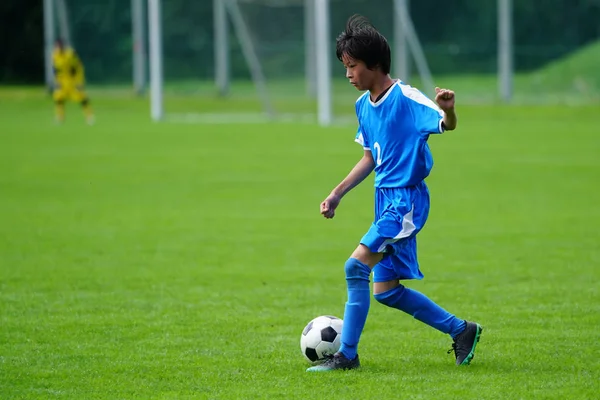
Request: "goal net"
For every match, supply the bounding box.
[157,0,437,124]
[159,0,600,124]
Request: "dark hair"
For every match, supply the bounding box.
[336,14,391,74]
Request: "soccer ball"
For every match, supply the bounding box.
[300,315,343,363]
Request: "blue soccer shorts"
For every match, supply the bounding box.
[360,181,430,282]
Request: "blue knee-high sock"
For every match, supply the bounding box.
[374,285,466,338]
[338,258,371,360]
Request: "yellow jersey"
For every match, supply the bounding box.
[52,47,85,86]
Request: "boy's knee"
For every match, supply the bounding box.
[374,285,405,306]
[350,243,383,267]
[344,258,371,281]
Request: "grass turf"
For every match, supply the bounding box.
[0,88,599,399]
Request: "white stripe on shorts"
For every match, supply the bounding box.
[376,204,416,253]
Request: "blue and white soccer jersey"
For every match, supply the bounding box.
[354,80,445,281]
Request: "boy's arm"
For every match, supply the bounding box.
[321,150,375,219]
[435,87,457,131]
[441,108,457,131]
[331,150,375,197]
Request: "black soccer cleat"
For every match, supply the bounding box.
[306,352,360,372]
[448,321,483,366]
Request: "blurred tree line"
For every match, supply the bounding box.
[1,0,599,84]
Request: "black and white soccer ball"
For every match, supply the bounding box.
[300,315,343,363]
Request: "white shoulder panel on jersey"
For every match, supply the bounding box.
[398,82,444,116]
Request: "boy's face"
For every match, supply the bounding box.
[341,53,376,91]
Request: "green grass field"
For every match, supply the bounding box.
[1,87,599,399]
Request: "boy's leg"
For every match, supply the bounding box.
[54,101,65,123]
[373,240,482,365]
[338,257,372,360]
[373,239,466,337]
[308,188,421,372]
[53,88,66,123]
[306,246,382,372]
[73,88,94,124]
[81,98,94,124]
[374,282,466,336]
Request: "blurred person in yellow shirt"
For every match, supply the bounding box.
[52,38,94,124]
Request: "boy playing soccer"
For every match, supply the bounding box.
[307,15,482,372]
[52,38,94,124]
